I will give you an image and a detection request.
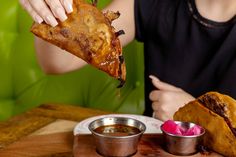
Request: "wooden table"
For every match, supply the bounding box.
[0,104,110,157]
[0,104,222,157]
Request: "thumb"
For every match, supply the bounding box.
[149,75,181,91]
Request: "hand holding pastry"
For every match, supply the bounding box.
[19,0,73,26]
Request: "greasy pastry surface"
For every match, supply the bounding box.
[198,92,236,130]
[31,0,126,84]
[174,92,236,157]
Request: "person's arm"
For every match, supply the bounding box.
[34,37,87,74]
[104,0,135,47]
[20,0,135,74]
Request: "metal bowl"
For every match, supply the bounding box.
[88,117,146,157]
[161,121,205,156]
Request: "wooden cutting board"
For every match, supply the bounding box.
[73,134,222,157]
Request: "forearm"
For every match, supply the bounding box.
[35,37,87,74]
[104,0,135,46]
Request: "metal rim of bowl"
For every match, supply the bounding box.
[160,121,205,138]
[88,117,146,139]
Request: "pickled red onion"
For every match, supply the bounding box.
[162,120,201,136]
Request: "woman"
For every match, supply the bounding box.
[19,0,236,121]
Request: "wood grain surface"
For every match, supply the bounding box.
[0,133,222,157]
[0,132,73,157]
[0,104,110,149]
[26,104,112,121]
[0,104,110,156]
[0,115,55,149]
[0,105,224,157]
[73,134,223,157]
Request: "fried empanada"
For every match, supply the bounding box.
[174,92,236,156]
[31,0,126,86]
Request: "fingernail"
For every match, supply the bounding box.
[56,8,68,22]
[149,75,160,81]
[64,0,73,13]
[45,15,58,27]
[35,15,43,24]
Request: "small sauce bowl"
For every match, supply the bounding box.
[88,117,146,157]
[161,121,205,156]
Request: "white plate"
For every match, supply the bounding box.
[73,114,163,135]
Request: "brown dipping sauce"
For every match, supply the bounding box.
[94,124,141,136]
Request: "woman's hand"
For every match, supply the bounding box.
[19,0,73,27]
[149,75,195,121]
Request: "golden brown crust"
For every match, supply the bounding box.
[174,92,236,156]
[198,92,236,129]
[31,0,126,82]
